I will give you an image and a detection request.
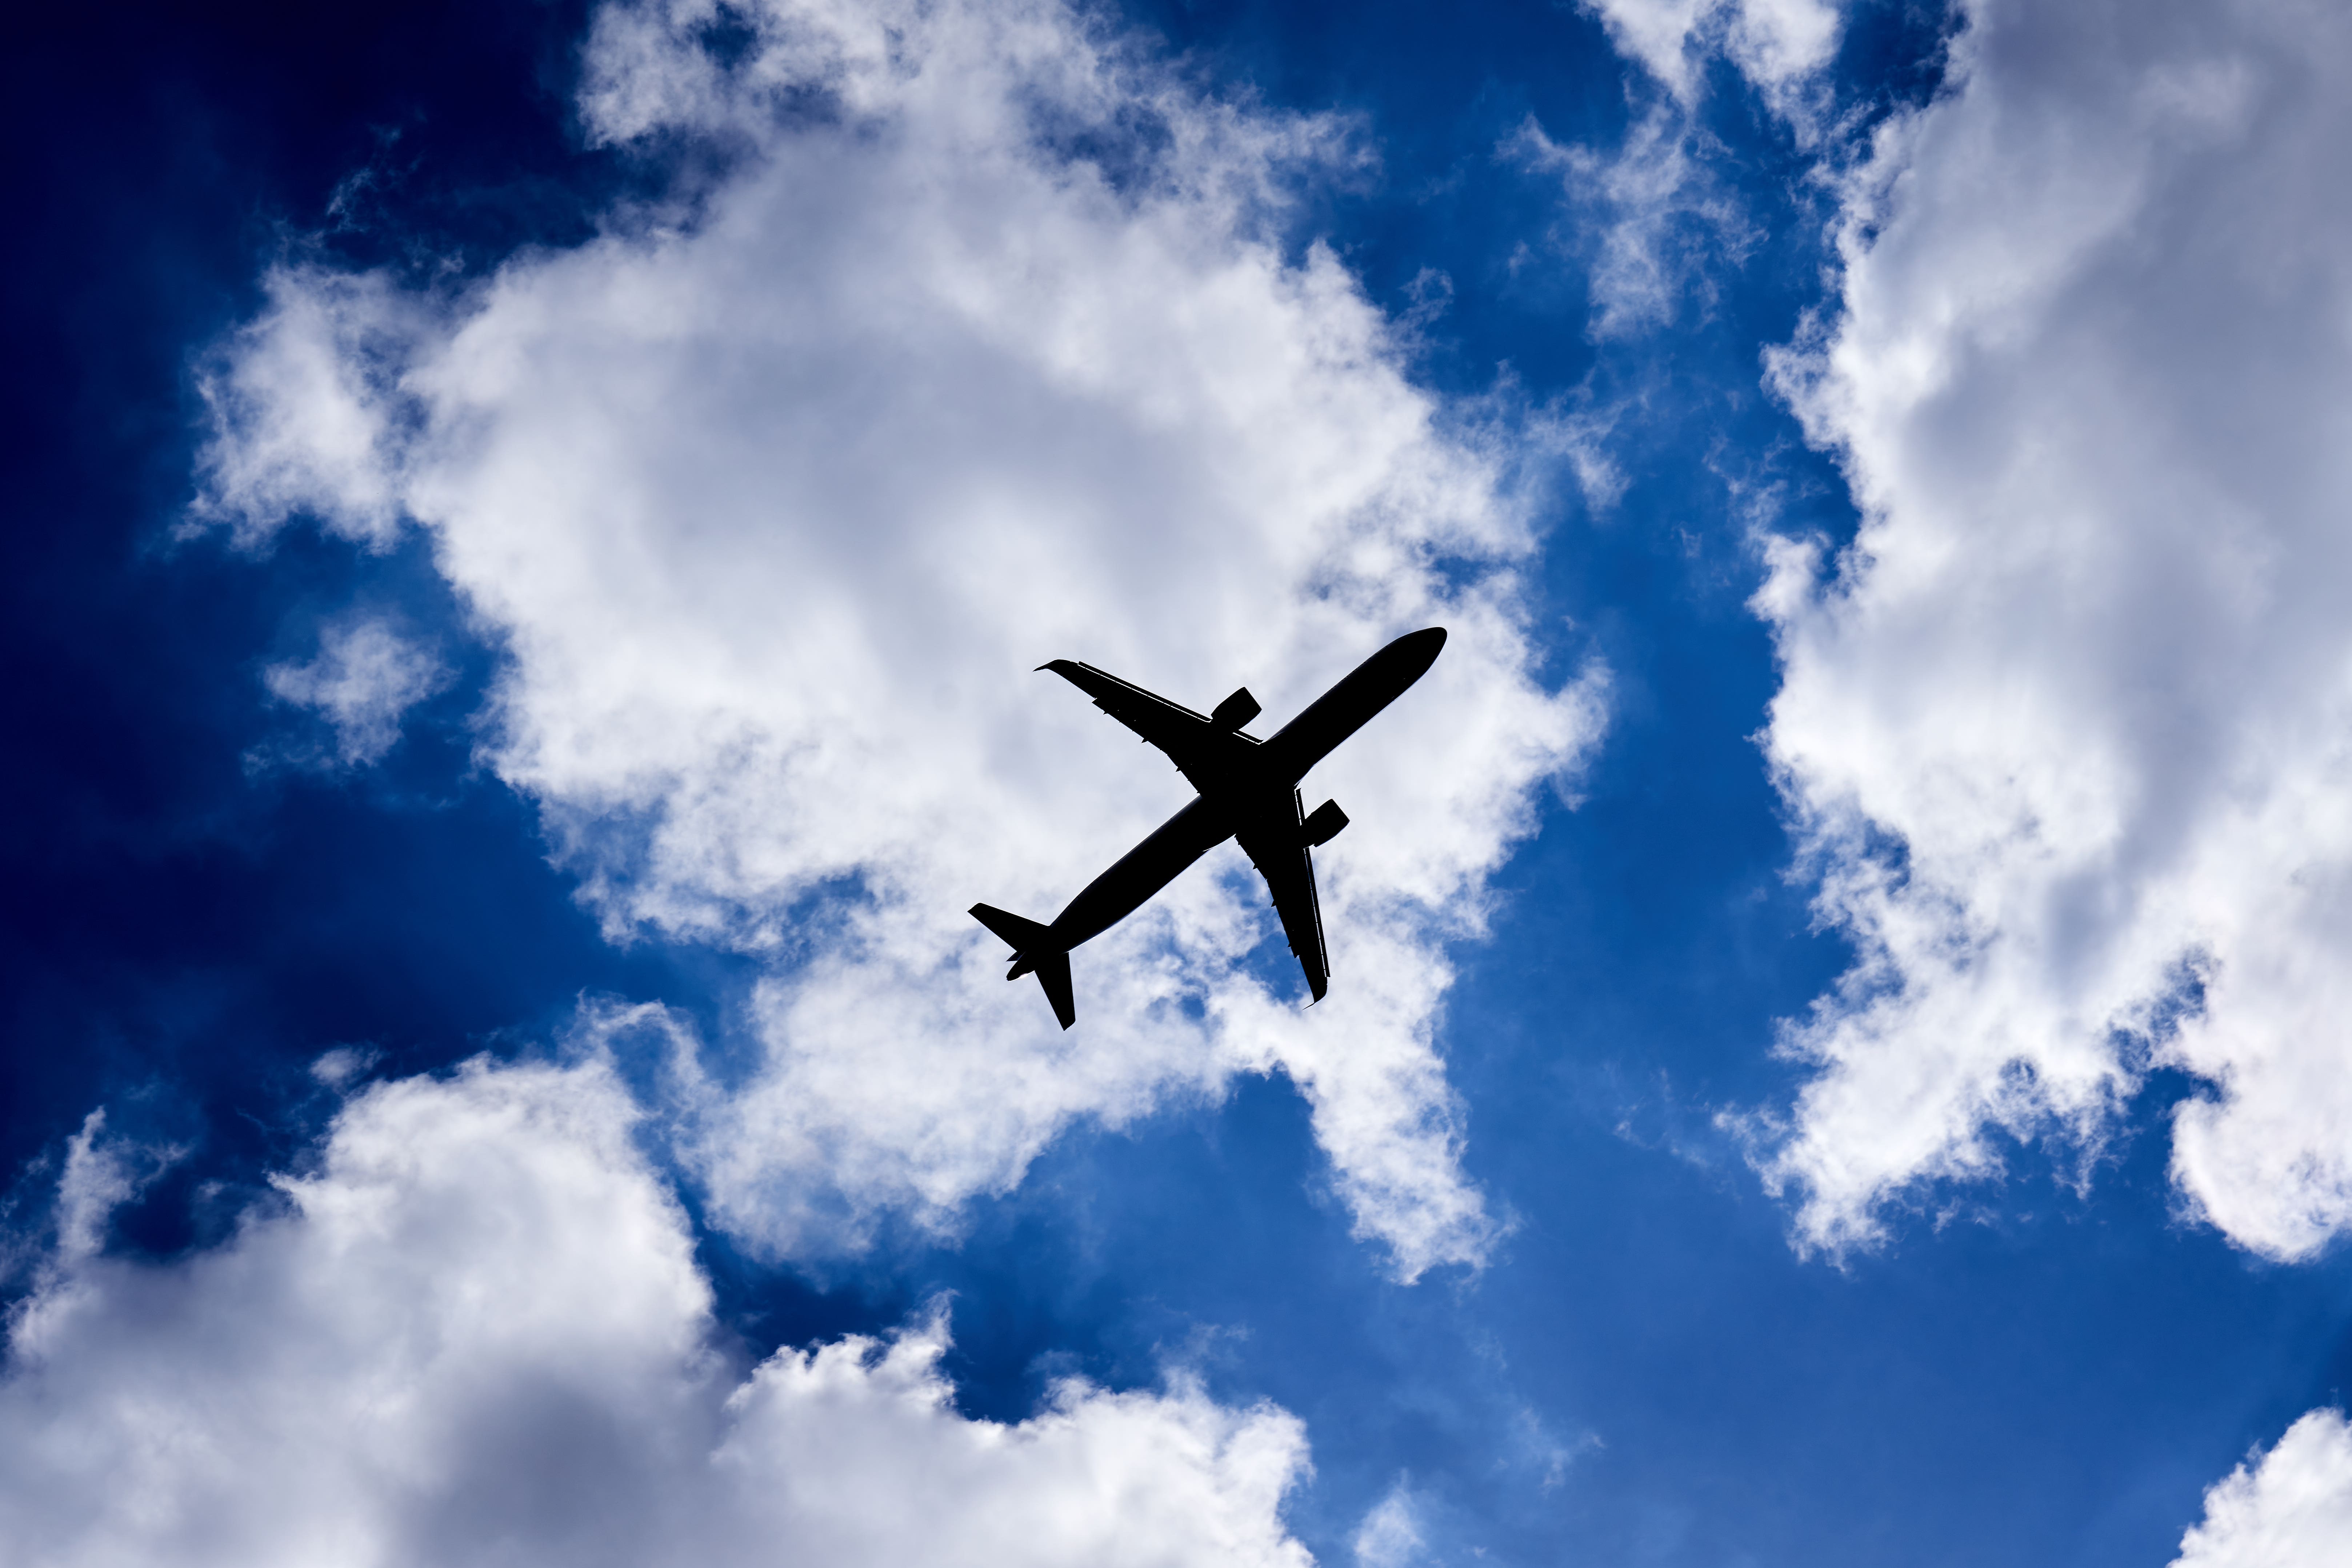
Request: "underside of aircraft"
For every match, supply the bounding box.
[972,627,1445,1028]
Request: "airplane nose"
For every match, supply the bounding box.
[1391,625,1446,679]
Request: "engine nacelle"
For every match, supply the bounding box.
[1301,799,1348,847]
[1211,687,1262,730]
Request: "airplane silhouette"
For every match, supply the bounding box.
[972,627,1446,1028]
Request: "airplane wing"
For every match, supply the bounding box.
[1040,659,1256,794]
[1234,792,1329,1002]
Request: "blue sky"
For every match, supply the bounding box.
[8,1,2352,1563]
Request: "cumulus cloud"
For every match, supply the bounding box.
[0,1058,1313,1567]
[262,616,450,765]
[195,0,1605,1276]
[1753,0,2352,1256]
[1579,0,1841,103]
[2173,1409,2352,1567]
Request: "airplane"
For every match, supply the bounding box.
[971,626,1446,1029]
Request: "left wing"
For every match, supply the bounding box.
[1040,659,1256,794]
[1235,792,1329,1002]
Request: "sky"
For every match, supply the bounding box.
[8,0,2352,1563]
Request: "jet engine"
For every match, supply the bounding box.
[1302,799,1348,846]
[1211,687,1262,729]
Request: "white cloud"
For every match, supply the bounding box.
[193,268,423,553]
[1509,106,1754,339]
[1753,0,2352,1256]
[51,1112,154,1265]
[0,1057,1313,1567]
[263,616,451,765]
[1350,1483,1427,1568]
[1579,0,1841,103]
[195,0,1605,1277]
[2174,1409,2352,1567]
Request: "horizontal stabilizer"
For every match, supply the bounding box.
[1034,950,1076,1030]
[971,903,1077,1029]
[970,902,1055,954]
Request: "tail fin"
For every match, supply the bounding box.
[968,903,1077,1030]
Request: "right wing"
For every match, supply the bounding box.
[1234,792,1330,1003]
[1040,659,1256,794]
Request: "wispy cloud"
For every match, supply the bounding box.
[1578,0,1841,108]
[1351,1483,1428,1568]
[1508,105,1756,340]
[261,616,450,767]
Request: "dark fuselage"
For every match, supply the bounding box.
[1041,627,1445,951]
